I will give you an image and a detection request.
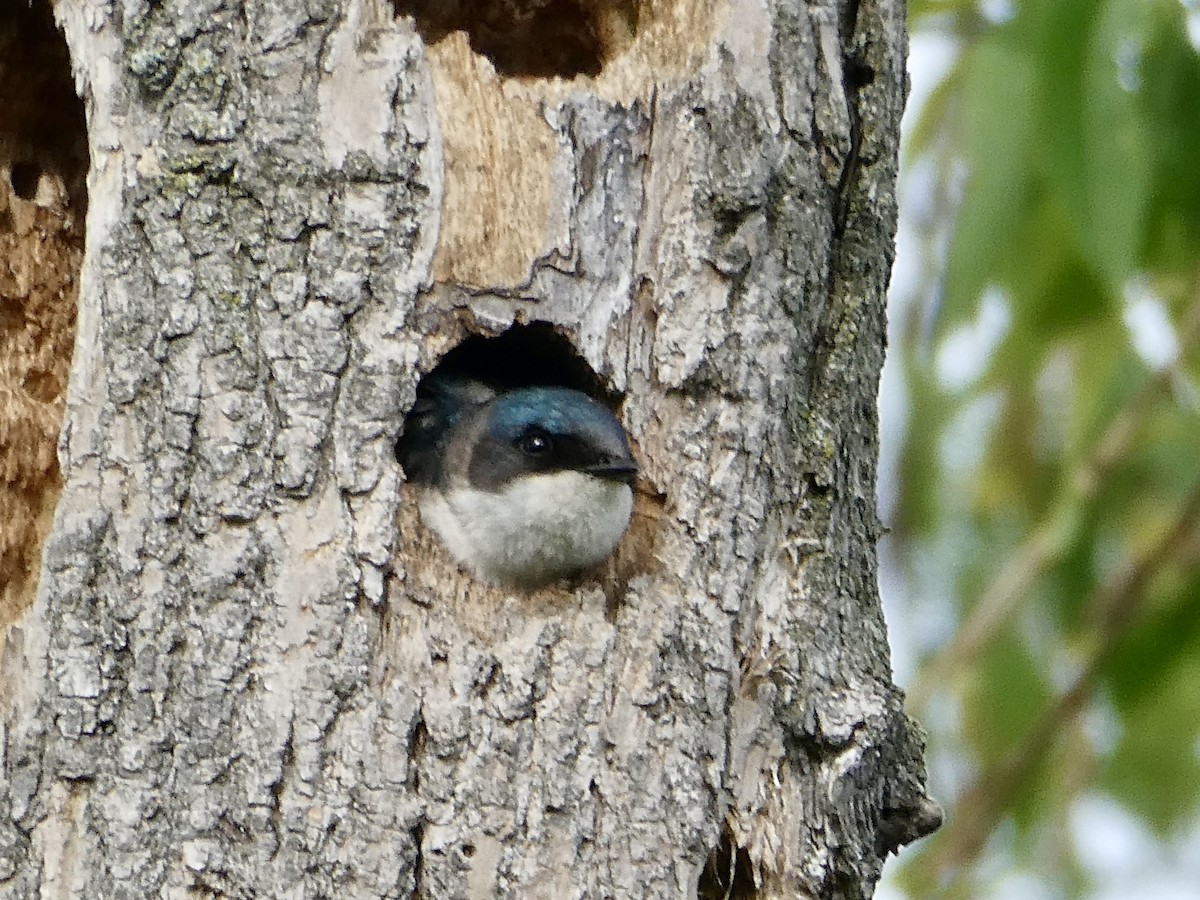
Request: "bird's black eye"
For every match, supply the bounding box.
[519,429,552,456]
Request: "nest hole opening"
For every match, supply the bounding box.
[423,322,617,403]
[395,322,628,493]
[394,323,661,601]
[393,0,641,79]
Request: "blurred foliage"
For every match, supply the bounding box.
[888,0,1200,896]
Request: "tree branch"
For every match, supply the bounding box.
[926,477,1200,884]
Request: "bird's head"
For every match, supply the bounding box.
[464,387,637,492]
[403,382,637,586]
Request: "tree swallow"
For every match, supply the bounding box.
[396,374,638,587]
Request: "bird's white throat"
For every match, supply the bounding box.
[419,470,634,586]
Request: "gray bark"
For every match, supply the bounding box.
[1,0,939,897]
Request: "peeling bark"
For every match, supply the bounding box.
[0,0,939,898]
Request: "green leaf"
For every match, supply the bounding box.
[1138,3,1200,276]
[1103,649,1200,830]
[939,40,1040,332]
[963,632,1052,769]
[1076,0,1153,288]
[1107,578,1200,711]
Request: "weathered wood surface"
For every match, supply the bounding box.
[0,0,938,897]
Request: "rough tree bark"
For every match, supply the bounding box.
[0,0,940,897]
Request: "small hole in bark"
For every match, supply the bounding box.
[845,55,875,89]
[9,160,39,199]
[697,827,758,900]
[461,843,475,858]
[393,0,640,78]
[803,472,833,498]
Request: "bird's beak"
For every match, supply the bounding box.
[584,460,638,486]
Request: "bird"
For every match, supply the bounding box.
[395,373,638,587]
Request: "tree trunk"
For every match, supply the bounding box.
[1,0,939,897]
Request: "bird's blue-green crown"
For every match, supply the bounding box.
[486,387,630,453]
